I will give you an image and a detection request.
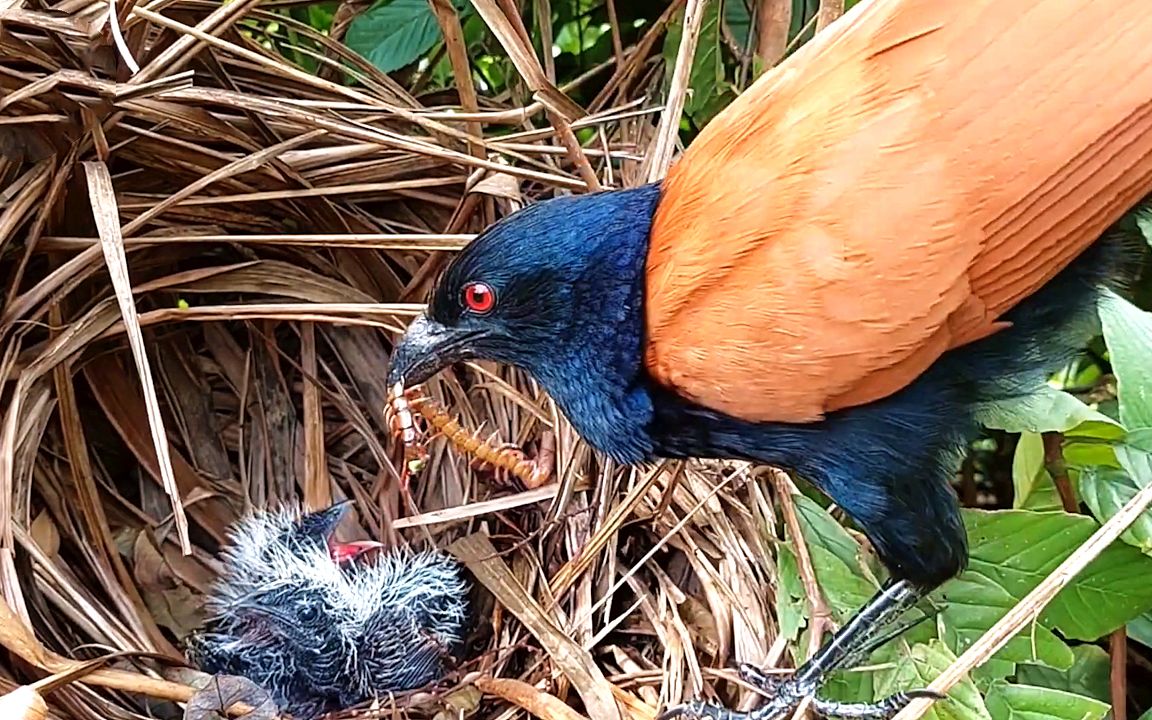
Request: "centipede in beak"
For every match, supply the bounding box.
[386,382,552,489]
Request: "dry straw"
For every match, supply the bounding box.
[0,0,774,717]
[0,0,1142,719]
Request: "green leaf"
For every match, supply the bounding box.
[1118,443,1152,485]
[984,681,1109,720]
[769,493,881,641]
[346,0,443,73]
[662,0,726,121]
[794,493,871,574]
[873,640,991,720]
[1098,289,1152,429]
[1015,644,1111,704]
[820,668,874,706]
[306,3,336,33]
[971,658,1018,688]
[939,572,1073,670]
[1018,481,1065,513]
[806,543,879,623]
[775,544,807,642]
[1011,432,1043,509]
[958,509,1152,641]
[1129,610,1152,649]
[979,385,1120,434]
[723,0,752,52]
[1063,419,1126,469]
[1136,206,1152,249]
[821,609,941,702]
[789,494,884,622]
[1083,444,1152,556]
[554,16,611,56]
[1080,465,1152,555]
[1012,432,1063,511]
[1127,427,1152,453]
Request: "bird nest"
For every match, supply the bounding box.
[0,1,794,719]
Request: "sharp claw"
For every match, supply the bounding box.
[807,688,945,720]
[660,674,805,720]
[659,696,803,720]
[659,676,942,720]
[904,690,945,701]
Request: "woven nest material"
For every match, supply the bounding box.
[0,1,795,719]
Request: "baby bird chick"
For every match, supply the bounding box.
[185,502,469,719]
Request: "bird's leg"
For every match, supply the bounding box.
[835,597,942,671]
[661,579,943,720]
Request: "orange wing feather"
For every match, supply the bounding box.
[644,0,1152,424]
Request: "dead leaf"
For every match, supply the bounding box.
[83,161,192,554]
[432,683,482,720]
[450,534,622,720]
[470,171,522,202]
[134,532,206,636]
[475,677,589,720]
[28,511,59,559]
[0,686,48,720]
[185,675,279,720]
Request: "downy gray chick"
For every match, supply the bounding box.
[184,502,470,719]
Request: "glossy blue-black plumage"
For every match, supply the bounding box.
[427,184,663,463]
[648,229,1131,584]
[422,185,1136,587]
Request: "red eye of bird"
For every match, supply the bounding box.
[462,281,496,314]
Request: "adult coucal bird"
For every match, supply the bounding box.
[185,502,470,719]
[386,0,1152,717]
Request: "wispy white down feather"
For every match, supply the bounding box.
[187,504,470,719]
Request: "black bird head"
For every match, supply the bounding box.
[228,578,357,703]
[227,580,339,644]
[387,183,664,463]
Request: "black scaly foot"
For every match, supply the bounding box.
[659,581,944,720]
[659,688,942,720]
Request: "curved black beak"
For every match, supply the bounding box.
[386,314,484,389]
[298,501,386,563]
[297,500,353,542]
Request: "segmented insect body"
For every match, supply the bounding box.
[387,381,419,448]
[386,381,428,475]
[385,383,551,489]
[413,398,551,489]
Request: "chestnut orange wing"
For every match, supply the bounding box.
[644,0,1152,424]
